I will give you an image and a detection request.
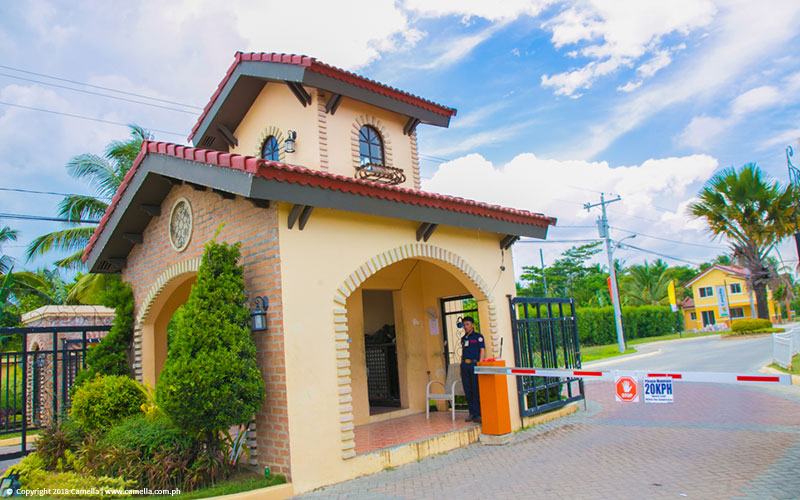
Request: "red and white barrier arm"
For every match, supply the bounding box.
[473,365,793,386]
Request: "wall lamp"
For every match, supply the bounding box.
[284,130,297,153]
[250,296,269,331]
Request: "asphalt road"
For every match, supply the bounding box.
[585,328,791,374]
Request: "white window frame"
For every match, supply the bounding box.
[698,286,713,298]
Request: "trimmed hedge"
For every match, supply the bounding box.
[731,318,772,334]
[70,375,145,432]
[577,305,680,346]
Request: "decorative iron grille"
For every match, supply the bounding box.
[355,163,406,185]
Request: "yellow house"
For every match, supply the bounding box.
[82,52,557,493]
[681,264,780,330]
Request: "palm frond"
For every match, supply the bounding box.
[0,226,18,244]
[67,273,115,304]
[25,226,96,264]
[57,195,108,221]
[66,153,122,199]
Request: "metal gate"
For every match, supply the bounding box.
[509,296,584,417]
[440,294,478,366]
[0,325,110,459]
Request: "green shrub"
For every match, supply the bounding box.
[576,305,679,346]
[0,367,23,412]
[74,278,134,387]
[5,452,134,498]
[103,414,194,456]
[70,375,145,432]
[156,240,265,437]
[731,318,772,333]
[34,419,85,470]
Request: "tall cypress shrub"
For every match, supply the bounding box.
[74,277,134,387]
[155,240,264,440]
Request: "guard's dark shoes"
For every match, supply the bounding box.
[465,414,475,422]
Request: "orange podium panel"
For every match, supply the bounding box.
[477,359,512,435]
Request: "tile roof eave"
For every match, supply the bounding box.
[82,141,556,263]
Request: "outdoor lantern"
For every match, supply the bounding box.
[284,130,297,153]
[251,296,268,331]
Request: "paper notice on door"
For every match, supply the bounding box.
[429,318,440,336]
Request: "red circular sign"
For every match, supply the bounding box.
[615,376,638,402]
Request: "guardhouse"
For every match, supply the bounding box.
[83,52,556,493]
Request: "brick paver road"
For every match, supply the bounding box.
[295,382,800,500]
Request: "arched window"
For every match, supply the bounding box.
[358,126,384,166]
[261,136,280,162]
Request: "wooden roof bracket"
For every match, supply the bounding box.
[403,117,421,136]
[216,124,239,148]
[286,81,312,107]
[500,235,520,250]
[416,222,438,242]
[288,204,314,230]
[325,93,343,114]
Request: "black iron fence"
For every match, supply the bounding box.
[0,325,110,459]
[509,297,585,417]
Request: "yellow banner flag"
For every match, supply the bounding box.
[668,280,678,312]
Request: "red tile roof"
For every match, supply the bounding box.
[82,141,556,262]
[189,52,458,142]
[682,263,750,288]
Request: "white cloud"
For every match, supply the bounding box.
[564,0,800,159]
[540,0,716,97]
[731,86,781,115]
[422,151,723,270]
[403,0,553,22]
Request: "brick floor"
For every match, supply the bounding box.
[295,382,800,499]
[354,411,476,455]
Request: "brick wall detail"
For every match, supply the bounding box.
[121,184,291,477]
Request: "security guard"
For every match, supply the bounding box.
[459,316,484,423]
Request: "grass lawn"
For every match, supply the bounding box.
[581,331,720,362]
[769,354,800,375]
[167,474,286,499]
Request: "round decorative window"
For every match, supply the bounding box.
[169,198,193,252]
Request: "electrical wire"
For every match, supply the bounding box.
[518,238,601,244]
[617,242,701,266]
[0,72,198,115]
[0,186,94,198]
[0,212,98,224]
[0,101,185,137]
[610,226,726,250]
[0,63,203,110]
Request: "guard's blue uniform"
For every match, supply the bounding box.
[460,331,485,419]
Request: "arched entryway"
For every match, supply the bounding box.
[332,243,501,459]
[135,259,200,386]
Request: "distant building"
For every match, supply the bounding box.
[680,264,782,330]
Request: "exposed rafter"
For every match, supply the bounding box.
[247,198,270,209]
[287,204,314,230]
[122,233,143,244]
[403,117,420,136]
[216,124,239,148]
[500,235,520,250]
[416,222,438,242]
[286,81,312,107]
[139,204,161,217]
[325,93,343,115]
[212,188,235,200]
[186,182,207,191]
[107,257,127,270]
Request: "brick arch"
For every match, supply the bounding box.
[332,243,500,459]
[132,258,201,382]
[253,125,286,162]
[351,115,393,170]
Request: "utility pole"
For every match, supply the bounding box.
[585,193,625,353]
[540,249,548,298]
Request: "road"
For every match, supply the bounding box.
[296,333,800,499]
[585,331,780,374]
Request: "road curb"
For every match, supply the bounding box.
[584,349,662,368]
[760,365,800,386]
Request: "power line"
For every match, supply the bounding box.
[0,100,185,137]
[0,72,198,115]
[0,63,203,110]
[610,226,726,250]
[0,186,94,198]
[618,242,701,266]
[0,212,98,224]
[518,238,601,244]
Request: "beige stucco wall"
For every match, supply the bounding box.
[276,203,521,493]
[230,83,418,189]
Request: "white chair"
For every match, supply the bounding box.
[426,363,464,421]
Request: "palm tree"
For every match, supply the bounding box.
[0,225,18,274]
[24,126,148,303]
[621,260,671,305]
[689,164,795,319]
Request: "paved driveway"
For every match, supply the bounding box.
[296,336,800,500]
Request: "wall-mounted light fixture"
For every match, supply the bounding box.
[250,296,269,331]
[284,130,297,153]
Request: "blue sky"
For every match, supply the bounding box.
[2,0,800,280]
